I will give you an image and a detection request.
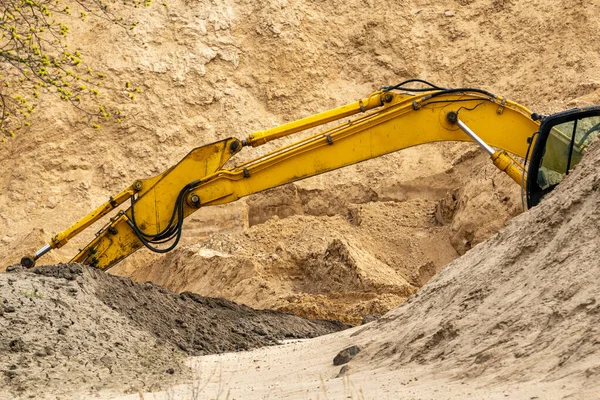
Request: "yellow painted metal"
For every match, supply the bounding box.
[491,151,526,185]
[68,137,242,268]
[245,91,389,147]
[31,89,544,270]
[189,92,539,209]
[49,186,136,249]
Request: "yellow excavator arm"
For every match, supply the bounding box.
[23,82,550,270]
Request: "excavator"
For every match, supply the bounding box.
[20,79,600,270]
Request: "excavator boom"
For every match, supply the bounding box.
[25,82,596,270]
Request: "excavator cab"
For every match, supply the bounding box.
[527,107,600,207]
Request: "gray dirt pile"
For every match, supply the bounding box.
[0,264,346,400]
[343,141,600,397]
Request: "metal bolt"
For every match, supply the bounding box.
[20,256,35,269]
[446,111,458,124]
[190,194,200,206]
[133,180,143,191]
[230,140,240,153]
[383,93,394,103]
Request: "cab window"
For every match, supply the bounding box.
[537,116,600,190]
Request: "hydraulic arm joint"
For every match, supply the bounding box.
[447,111,526,185]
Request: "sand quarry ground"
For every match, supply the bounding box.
[1,0,600,398]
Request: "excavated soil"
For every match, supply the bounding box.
[342,138,600,398]
[1,0,600,396]
[0,263,345,400]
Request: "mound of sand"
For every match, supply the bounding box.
[0,264,345,399]
[340,141,600,396]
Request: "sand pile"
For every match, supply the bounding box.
[337,140,600,395]
[0,264,345,400]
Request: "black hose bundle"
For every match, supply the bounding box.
[128,180,200,253]
[381,79,498,101]
[381,78,447,92]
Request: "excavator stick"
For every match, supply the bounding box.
[22,137,242,269]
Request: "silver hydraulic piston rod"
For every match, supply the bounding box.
[456,119,495,155]
[445,110,526,188]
